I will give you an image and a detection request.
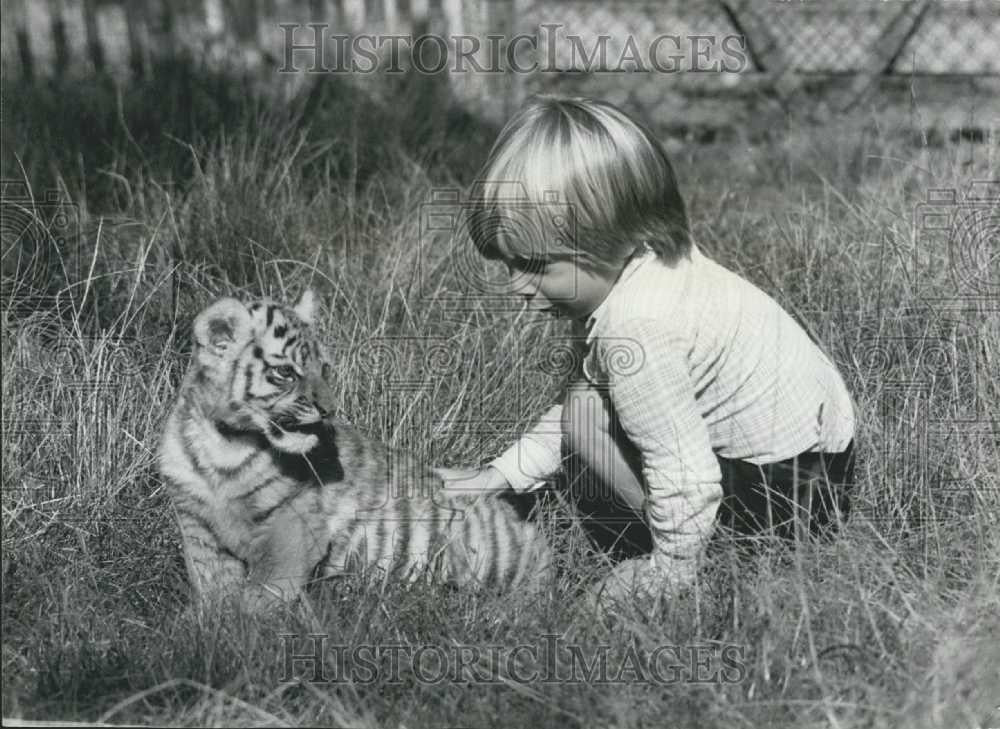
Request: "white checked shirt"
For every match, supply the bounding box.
[490,243,855,588]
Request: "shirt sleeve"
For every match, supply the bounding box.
[488,404,564,493]
[602,318,723,589]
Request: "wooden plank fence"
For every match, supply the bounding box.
[2,0,475,77]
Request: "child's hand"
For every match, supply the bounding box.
[587,556,662,611]
[434,466,511,496]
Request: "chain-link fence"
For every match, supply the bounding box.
[497,0,998,136]
[519,1,1000,75]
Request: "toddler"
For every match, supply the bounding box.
[442,95,856,602]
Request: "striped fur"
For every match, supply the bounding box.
[158,291,552,608]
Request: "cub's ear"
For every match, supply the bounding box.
[193,298,252,356]
[293,289,316,325]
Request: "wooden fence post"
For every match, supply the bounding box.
[442,0,462,38]
[159,0,178,59]
[9,0,34,80]
[227,0,261,43]
[45,0,70,76]
[501,0,525,120]
[81,0,105,73]
[410,0,428,27]
[176,0,208,58]
[342,0,366,33]
[330,0,347,31]
[383,0,398,33]
[123,0,147,77]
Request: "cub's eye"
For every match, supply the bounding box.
[269,364,298,381]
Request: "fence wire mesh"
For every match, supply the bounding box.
[515,0,1000,75]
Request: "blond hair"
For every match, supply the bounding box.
[465,95,691,269]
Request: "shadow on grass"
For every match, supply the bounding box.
[2,55,503,335]
[2,56,499,213]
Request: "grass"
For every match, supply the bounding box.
[2,59,998,727]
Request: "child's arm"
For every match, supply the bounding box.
[488,404,564,492]
[438,405,563,495]
[601,318,724,592]
[435,465,510,494]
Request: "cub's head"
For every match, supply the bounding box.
[190,290,334,454]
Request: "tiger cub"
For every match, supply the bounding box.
[158,291,552,608]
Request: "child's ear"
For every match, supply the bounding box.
[193,298,252,356]
[294,289,317,325]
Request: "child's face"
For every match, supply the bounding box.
[505,253,624,321]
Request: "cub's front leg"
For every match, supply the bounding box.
[173,506,247,603]
[243,504,330,611]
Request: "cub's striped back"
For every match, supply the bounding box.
[158,291,552,608]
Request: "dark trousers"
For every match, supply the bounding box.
[716,442,856,542]
[562,441,856,561]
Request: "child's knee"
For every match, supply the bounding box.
[562,380,612,450]
[562,379,646,515]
